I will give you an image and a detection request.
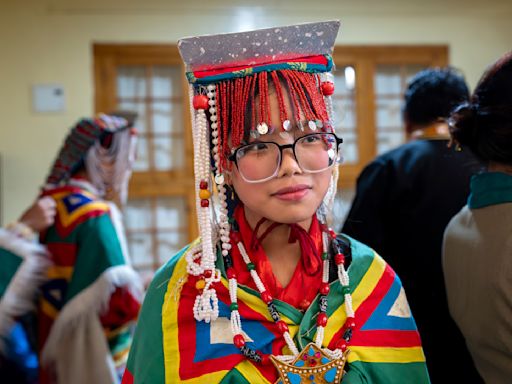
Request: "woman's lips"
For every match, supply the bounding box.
[271,185,311,201]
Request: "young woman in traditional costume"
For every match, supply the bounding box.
[37,113,142,384]
[123,21,430,384]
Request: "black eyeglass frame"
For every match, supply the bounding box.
[227,132,344,183]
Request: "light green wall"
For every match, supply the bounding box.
[1,0,511,223]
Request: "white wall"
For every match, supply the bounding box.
[1,0,511,223]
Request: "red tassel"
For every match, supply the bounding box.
[270,71,288,130]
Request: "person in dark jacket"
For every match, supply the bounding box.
[342,68,483,383]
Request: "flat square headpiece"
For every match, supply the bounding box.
[178,20,340,84]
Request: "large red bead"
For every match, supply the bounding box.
[321,82,335,96]
[260,291,273,304]
[199,180,208,190]
[299,299,311,311]
[334,253,345,265]
[200,199,209,208]
[277,320,289,334]
[226,268,237,280]
[317,313,328,327]
[233,334,246,348]
[320,282,330,295]
[328,229,337,239]
[346,316,356,328]
[193,95,209,110]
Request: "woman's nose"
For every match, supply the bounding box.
[277,147,303,177]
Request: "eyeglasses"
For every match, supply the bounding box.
[228,132,343,183]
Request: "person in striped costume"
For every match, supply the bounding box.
[123,21,430,384]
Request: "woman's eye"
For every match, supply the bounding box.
[246,143,269,152]
[303,135,321,143]
[239,142,270,157]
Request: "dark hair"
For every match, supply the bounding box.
[404,67,469,129]
[449,51,512,165]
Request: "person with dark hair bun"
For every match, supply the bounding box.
[342,67,483,383]
[443,51,512,384]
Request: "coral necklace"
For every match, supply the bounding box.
[222,222,356,384]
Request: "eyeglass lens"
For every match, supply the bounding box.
[235,133,339,182]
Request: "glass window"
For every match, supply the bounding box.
[116,65,185,171]
[374,64,428,155]
[124,197,188,272]
[333,66,358,164]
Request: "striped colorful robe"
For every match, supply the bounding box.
[0,228,48,381]
[38,183,142,384]
[123,236,430,383]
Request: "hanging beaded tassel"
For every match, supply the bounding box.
[208,83,233,284]
[189,85,220,323]
[224,223,354,364]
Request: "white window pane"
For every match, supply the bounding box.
[152,102,171,134]
[157,232,187,265]
[336,98,356,129]
[133,136,150,171]
[333,70,355,96]
[377,131,405,155]
[375,65,401,95]
[124,199,152,230]
[153,137,184,171]
[152,66,182,98]
[118,101,147,133]
[155,197,186,228]
[340,133,358,164]
[332,187,356,230]
[127,232,153,268]
[152,102,183,134]
[332,65,358,165]
[117,66,146,98]
[376,98,402,130]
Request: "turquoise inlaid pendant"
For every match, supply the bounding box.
[271,343,348,384]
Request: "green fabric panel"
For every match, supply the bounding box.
[0,248,23,297]
[66,214,125,300]
[342,361,430,384]
[43,222,78,245]
[127,246,187,384]
[298,236,375,348]
[468,172,512,208]
[219,368,251,384]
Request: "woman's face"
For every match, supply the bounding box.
[228,89,333,228]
